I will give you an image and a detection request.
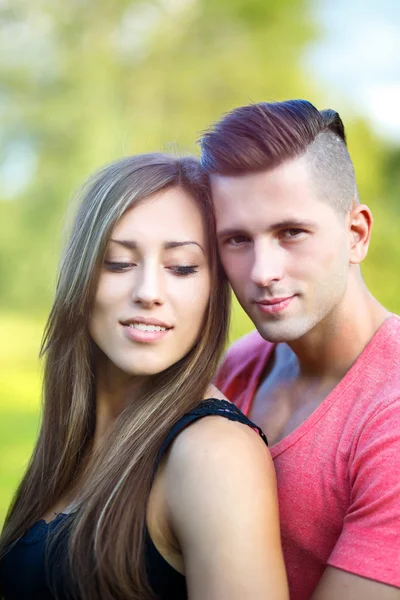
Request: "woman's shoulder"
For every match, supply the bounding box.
[203,383,229,401]
[156,391,268,468]
[170,410,266,461]
[164,399,272,488]
[162,400,277,556]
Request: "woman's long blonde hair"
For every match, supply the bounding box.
[0,154,230,599]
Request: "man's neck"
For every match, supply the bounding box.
[288,282,390,383]
[250,282,390,445]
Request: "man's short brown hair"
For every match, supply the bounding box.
[199,100,358,213]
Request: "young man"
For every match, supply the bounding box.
[200,100,400,600]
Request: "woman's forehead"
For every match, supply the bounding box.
[111,187,207,244]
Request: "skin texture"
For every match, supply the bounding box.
[211,157,395,599]
[148,415,289,600]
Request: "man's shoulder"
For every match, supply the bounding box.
[223,329,274,366]
[214,330,275,400]
[386,313,400,339]
[383,312,400,334]
[335,315,400,437]
[367,314,400,376]
[385,312,400,329]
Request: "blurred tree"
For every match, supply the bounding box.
[0,0,399,315]
[0,0,316,312]
[346,120,400,313]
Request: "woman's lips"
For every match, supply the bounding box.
[255,296,295,315]
[122,323,171,343]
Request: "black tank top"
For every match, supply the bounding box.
[0,399,267,600]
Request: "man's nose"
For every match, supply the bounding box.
[250,241,285,288]
[132,264,164,307]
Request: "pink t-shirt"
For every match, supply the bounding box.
[215,315,400,599]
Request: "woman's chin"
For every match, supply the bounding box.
[119,360,172,379]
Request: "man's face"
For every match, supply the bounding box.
[211,157,352,343]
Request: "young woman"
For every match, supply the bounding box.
[0,154,288,600]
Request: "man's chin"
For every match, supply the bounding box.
[254,319,308,344]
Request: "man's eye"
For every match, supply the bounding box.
[281,229,305,239]
[225,235,250,246]
[104,261,135,272]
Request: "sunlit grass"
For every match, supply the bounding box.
[0,411,40,519]
[0,313,43,523]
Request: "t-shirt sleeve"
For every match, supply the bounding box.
[213,331,253,396]
[327,397,400,587]
[214,347,236,393]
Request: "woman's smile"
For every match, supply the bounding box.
[122,321,172,343]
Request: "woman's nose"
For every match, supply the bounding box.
[132,264,164,307]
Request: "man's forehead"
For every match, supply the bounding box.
[212,167,318,220]
[210,157,313,200]
[210,168,337,236]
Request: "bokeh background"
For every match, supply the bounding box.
[1,0,399,524]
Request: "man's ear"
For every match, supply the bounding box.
[348,203,373,265]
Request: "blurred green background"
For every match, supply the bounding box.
[1,0,399,524]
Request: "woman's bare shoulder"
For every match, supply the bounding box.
[162,402,285,600]
[203,382,230,402]
[164,408,273,492]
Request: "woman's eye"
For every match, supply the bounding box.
[104,261,135,272]
[169,265,199,276]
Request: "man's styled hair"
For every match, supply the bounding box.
[199,99,358,213]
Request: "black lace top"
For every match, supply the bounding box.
[0,399,267,600]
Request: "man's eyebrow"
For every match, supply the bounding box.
[268,219,317,230]
[109,239,205,253]
[217,228,246,239]
[217,219,316,238]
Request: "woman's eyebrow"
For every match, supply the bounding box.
[109,239,205,254]
[109,239,137,249]
[163,241,205,254]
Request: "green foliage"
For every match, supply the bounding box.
[346,120,400,312]
[0,0,316,312]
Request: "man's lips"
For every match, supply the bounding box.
[256,296,294,305]
[254,295,295,314]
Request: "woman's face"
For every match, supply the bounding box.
[89,186,211,382]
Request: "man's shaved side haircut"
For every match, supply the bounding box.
[199,100,358,213]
